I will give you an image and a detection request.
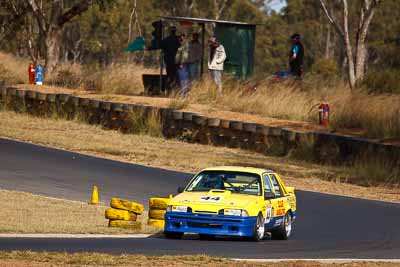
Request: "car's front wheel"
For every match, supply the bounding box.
[164,231,184,239]
[271,212,292,240]
[251,213,265,241]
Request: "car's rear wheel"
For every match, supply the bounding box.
[251,213,265,241]
[164,231,184,239]
[271,212,292,240]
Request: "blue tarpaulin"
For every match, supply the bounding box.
[124,36,145,52]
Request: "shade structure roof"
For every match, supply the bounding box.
[162,16,257,26]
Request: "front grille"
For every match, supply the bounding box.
[169,214,242,223]
[187,222,222,229]
[194,210,217,214]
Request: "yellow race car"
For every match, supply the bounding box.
[164,166,297,241]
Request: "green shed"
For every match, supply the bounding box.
[162,16,256,79]
[214,23,256,79]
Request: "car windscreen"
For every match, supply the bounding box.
[185,170,262,196]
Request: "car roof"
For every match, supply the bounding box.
[200,166,274,175]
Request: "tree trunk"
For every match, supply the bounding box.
[324,24,332,59]
[319,0,380,89]
[45,27,62,76]
[354,1,377,85]
[341,0,356,89]
[26,0,94,76]
[355,42,367,85]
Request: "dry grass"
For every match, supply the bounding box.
[2,50,399,139]
[0,110,399,203]
[186,79,400,139]
[82,63,158,95]
[47,61,158,95]
[0,52,29,84]
[126,109,163,137]
[0,189,158,234]
[0,251,399,267]
[168,97,190,110]
[0,51,158,95]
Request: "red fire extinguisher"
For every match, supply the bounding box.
[28,63,35,84]
[318,103,330,126]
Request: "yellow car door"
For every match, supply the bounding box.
[262,172,295,240]
[268,173,289,217]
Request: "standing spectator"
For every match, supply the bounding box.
[175,34,190,97]
[161,26,180,90]
[208,36,226,95]
[188,32,202,82]
[289,33,304,79]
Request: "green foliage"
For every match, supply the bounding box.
[127,109,162,137]
[348,154,400,186]
[363,69,400,94]
[310,58,338,79]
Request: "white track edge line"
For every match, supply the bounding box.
[232,258,400,263]
[0,234,151,239]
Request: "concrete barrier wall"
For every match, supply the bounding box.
[1,86,399,165]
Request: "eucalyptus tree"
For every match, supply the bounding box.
[319,0,382,88]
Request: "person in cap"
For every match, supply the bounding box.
[161,26,181,89]
[208,36,226,95]
[289,33,304,79]
[188,32,202,83]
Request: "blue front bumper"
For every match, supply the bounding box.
[164,212,257,237]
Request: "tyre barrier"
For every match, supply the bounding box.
[105,208,137,221]
[147,196,172,228]
[2,86,399,168]
[104,197,145,230]
[149,197,171,210]
[110,197,144,215]
[147,218,165,228]
[148,209,166,220]
[108,220,142,229]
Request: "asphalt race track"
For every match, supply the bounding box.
[1,138,400,259]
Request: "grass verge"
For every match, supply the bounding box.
[186,79,400,140]
[0,189,158,234]
[0,110,399,203]
[1,251,400,267]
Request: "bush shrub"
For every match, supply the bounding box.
[363,69,400,94]
[52,68,83,88]
[310,58,339,80]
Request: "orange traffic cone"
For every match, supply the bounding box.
[91,185,99,205]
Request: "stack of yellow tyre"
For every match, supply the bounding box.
[105,197,144,229]
[147,195,172,228]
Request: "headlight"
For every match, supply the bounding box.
[224,209,249,217]
[172,205,189,212]
[166,205,172,212]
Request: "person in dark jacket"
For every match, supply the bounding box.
[161,26,180,89]
[289,33,304,79]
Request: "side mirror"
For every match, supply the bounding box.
[264,191,275,200]
[286,186,295,194]
[177,186,184,193]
